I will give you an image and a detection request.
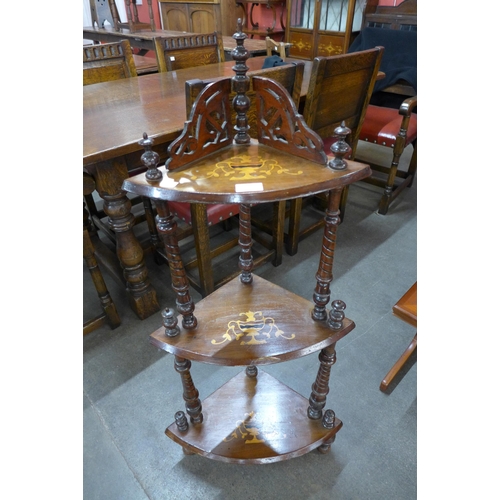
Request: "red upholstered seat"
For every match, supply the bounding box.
[168,201,239,226]
[353,95,418,215]
[360,105,417,148]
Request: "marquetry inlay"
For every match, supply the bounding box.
[211,311,295,345]
[318,43,343,56]
[188,154,303,182]
[223,411,281,444]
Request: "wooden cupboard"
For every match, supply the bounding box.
[159,0,239,36]
[286,0,365,59]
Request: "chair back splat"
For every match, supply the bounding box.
[281,47,384,255]
[83,40,138,85]
[154,32,224,73]
[121,20,372,465]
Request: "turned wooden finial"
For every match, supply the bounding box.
[327,299,346,330]
[174,411,189,432]
[139,132,162,181]
[231,19,251,144]
[162,307,180,337]
[327,122,351,170]
[322,409,336,429]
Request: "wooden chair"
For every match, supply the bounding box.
[348,21,417,215]
[380,282,417,391]
[83,40,137,85]
[357,97,417,214]
[83,173,121,335]
[265,36,289,58]
[154,32,224,73]
[122,27,371,462]
[284,48,384,255]
[108,0,156,32]
[149,62,305,296]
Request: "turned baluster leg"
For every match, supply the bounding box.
[108,0,120,30]
[146,0,156,30]
[155,199,197,330]
[123,0,133,24]
[91,158,159,320]
[307,343,337,420]
[238,203,253,284]
[312,188,342,321]
[103,192,160,318]
[131,0,140,23]
[174,356,203,424]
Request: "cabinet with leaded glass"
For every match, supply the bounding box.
[286,0,365,59]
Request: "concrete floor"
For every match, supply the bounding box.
[83,142,417,499]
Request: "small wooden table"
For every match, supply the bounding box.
[83,26,268,59]
[84,56,312,317]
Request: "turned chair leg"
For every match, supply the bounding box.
[406,139,417,188]
[83,216,121,335]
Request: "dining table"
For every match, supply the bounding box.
[84,56,313,319]
[83,26,268,59]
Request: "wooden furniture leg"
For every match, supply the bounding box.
[190,203,215,296]
[380,333,417,391]
[380,282,417,391]
[308,344,337,419]
[88,159,160,320]
[174,356,203,424]
[83,201,121,335]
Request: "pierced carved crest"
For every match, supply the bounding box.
[253,77,327,165]
[166,78,234,170]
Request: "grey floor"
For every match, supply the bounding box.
[83,142,417,500]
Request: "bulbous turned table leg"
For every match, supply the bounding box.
[103,191,160,319]
[90,158,160,320]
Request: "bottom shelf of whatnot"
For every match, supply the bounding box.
[166,369,342,464]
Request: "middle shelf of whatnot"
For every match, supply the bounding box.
[150,274,355,365]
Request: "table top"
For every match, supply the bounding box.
[393,282,417,327]
[83,56,312,167]
[83,26,268,54]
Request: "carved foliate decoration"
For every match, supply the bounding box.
[166,78,234,170]
[253,77,327,165]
